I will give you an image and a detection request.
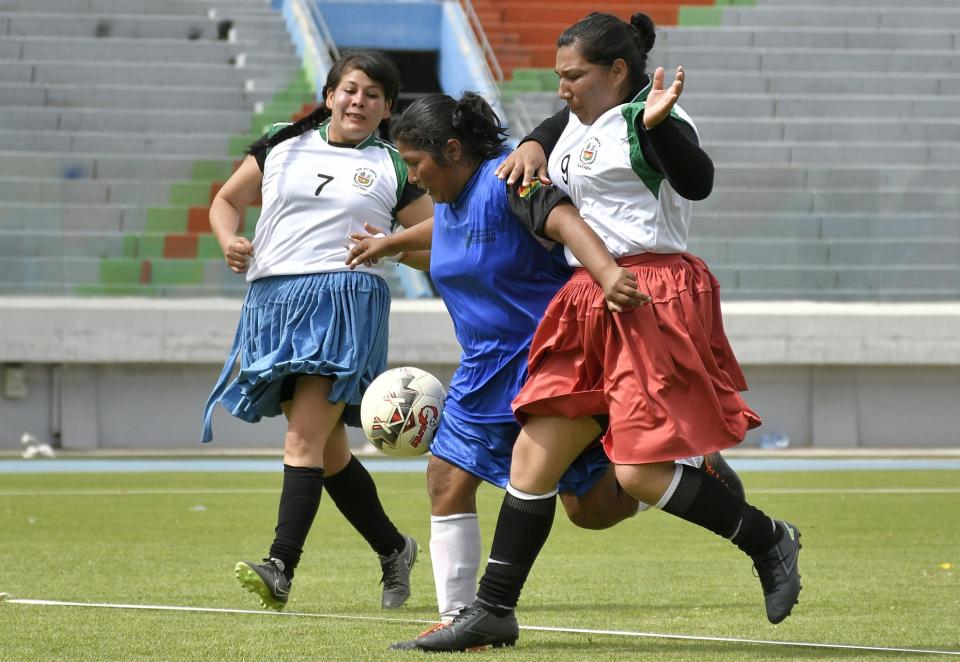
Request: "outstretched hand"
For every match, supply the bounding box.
[599,266,652,313]
[345,222,400,268]
[495,141,550,187]
[643,66,684,130]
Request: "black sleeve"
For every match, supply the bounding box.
[246,132,270,172]
[396,182,427,211]
[505,178,573,240]
[519,107,570,160]
[636,113,714,200]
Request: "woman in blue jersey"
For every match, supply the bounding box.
[346,91,744,628]
[202,51,433,613]
[392,13,803,652]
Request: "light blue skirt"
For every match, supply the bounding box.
[201,271,390,442]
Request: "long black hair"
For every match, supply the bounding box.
[392,92,507,164]
[557,12,656,92]
[246,50,401,155]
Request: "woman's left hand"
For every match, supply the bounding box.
[643,66,684,130]
[599,266,652,313]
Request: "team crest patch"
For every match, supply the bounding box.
[518,178,542,199]
[353,167,377,190]
[579,136,601,166]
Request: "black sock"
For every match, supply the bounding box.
[324,455,404,557]
[476,488,556,612]
[661,464,780,557]
[269,464,324,579]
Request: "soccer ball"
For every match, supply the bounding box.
[360,366,445,457]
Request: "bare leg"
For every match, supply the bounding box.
[560,464,640,530]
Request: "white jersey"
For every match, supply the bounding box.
[246,121,413,282]
[547,85,699,266]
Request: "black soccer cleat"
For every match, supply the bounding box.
[235,557,290,611]
[389,601,519,652]
[379,534,418,609]
[752,520,802,624]
[701,451,746,499]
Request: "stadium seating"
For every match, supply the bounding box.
[497,0,960,300]
[0,0,410,297]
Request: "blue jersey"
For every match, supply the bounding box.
[430,153,572,423]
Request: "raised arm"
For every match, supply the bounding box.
[637,66,714,200]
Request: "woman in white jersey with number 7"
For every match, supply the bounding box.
[201,51,433,614]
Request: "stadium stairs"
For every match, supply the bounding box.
[493,0,960,301]
[0,0,409,297]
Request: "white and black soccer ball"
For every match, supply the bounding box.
[360,366,445,457]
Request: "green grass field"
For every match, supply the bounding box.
[1,468,958,661]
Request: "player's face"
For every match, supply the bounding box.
[555,44,625,125]
[397,139,460,204]
[324,67,391,144]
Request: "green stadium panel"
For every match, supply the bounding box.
[136,234,167,258]
[191,160,234,181]
[169,182,213,206]
[197,234,224,260]
[229,134,261,156]
[122,235,138,258]
[151,259,205,285]
[145,207,188,234]
[678,6,724,26]
[74,283,157,297]
[100,258,144,285]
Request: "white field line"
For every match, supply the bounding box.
[2,597,958,657]
[1,487,960,498]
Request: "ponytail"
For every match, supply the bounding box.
[393,92,507,164]
[451,92,508,160]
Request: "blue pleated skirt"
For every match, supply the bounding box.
[201,271,390,442]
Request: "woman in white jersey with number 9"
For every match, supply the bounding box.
[392,12,803,652]
[201,51,433,613]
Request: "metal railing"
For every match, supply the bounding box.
[458,0,503,83]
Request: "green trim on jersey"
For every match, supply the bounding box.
[264,122,293,161]
[374,137,412,229]
[622,80,696,198]
[317,120,377,150]
[622,104,665,198]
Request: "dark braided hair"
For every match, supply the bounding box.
[392,92,507,164]
[246,50,401,155]
[557,12,656,92]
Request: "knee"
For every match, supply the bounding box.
[427,459,478,515]
[562,495,637,530]
[283,428,319,462]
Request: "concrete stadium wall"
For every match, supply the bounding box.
[1,297,959,451]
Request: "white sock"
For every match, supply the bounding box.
[430,513,481,622]
[677,455,703,469]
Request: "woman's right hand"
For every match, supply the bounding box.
[495,141,550,187]
[346,222,401,268]
[223,236,254,273]
[599,266,651,313]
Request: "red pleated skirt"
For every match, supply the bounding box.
[512,252,761,464]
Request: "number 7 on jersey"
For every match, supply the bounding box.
[315,173,335,196]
